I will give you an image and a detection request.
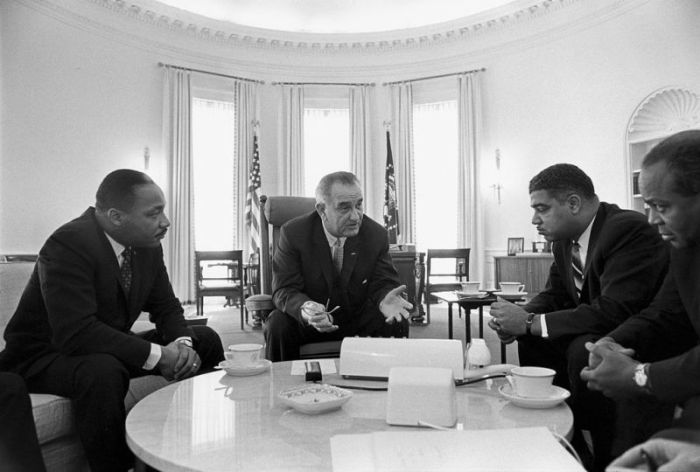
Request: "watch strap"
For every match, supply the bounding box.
[525,313,536,336]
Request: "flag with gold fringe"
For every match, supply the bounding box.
[245,134,262,254]
[383,131,400,244]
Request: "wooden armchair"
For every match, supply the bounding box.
[195,250,245,329]
[425,248,470,323]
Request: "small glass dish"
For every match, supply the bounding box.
[278,384,353,415]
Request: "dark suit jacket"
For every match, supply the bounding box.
[0,208,193,376]
[272,212,400,336]
[608,245,700,404]
[524,202,668,339]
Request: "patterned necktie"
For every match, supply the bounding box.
[332,239,343,274]
[121,247,133,294]
[571,241,583,298]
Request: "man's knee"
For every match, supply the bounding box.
[190,325,225,368]
[74,354,129,395]
[264,310,296,340]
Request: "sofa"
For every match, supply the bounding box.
[1,258,169,471]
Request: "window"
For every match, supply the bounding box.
[413,100,459,252]
[303,107,350,196]
[192,98,237,250]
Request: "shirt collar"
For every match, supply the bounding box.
[321,222,346,248]
[104,232,126,262]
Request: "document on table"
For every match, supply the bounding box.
[330,427,585,472]
[290,359,337,375]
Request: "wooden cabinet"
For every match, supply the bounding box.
[494,254,553,296]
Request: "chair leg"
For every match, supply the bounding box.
[240,289,245,331]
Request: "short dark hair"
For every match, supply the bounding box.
[529,163,596,202]
[643,129,700,196]
[315,171,361,203]
[95,169,154,211]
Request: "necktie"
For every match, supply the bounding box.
[121,247,133,294]
[571,241,583,298]
[332,239,343,274]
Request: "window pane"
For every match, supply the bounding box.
[413,100,459,255]
[303,108,350,196]
[192,98,237,250]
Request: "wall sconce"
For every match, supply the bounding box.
[490,148,503,205]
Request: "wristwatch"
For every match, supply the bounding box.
[633,363,652,394]
[525,313,536,336]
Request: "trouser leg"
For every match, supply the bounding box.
[0,372,47,472]
[26,353,132,472]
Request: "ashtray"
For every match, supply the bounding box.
[278,384,353,415]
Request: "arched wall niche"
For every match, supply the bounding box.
[625,87,700,211]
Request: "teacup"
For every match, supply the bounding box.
[461,281,481,294]
[506,366,555,398]
[226,343,263,366]
[499,282,525,294]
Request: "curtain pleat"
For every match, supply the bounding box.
[162,67,194,303]
[282,86,305,196]
[391,83,415,244]
[458,72,484,281]
[350,85,371,206]
[235,81,258,259]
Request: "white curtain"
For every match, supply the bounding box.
[235,80,258,259]
[350,85,371,205]
[281,85,305,196]
[390,83,416,244]
[162,67,194,303]
[458,72,484,281]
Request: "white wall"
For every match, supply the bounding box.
[2,0,700,279]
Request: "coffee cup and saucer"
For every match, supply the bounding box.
[493,282,528,300]
[457,281,486,298]
[216,343,271,377]
[498,366,570,409]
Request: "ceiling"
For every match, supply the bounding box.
[154,0,520,34]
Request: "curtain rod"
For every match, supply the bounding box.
[271,81,375,87]
[382,67,485,86]
[158,62,265,84]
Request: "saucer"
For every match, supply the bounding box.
[493,291,528,300]
[456,291,488,299]
[217,359,271,377]
[498,384,570,409]
[278,384,353,415]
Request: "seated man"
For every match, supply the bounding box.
[488,163,668,470]
[582,130,700,462]
[608,428,700,472]
[264,171,412,361]
[0,169,225,472]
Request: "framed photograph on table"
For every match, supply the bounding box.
[507,237,525,256]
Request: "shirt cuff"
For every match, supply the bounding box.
[540,314,549,338]
[142,343,162,370]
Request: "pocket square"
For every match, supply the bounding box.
[362,279,368,284]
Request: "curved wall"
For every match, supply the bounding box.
[2,0,700,282]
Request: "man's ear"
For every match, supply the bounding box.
[567,194,582,214]
[106,208,125,227]
[315,202,326,220]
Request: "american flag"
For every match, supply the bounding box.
[245,134,262,254]
[383,131,400,244]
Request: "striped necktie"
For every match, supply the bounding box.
[571,241,583,298]
[120,247,133,294]
[332,239,343,274]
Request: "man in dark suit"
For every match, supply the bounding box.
[582,130,700,461]
[488,163,668,471]
[0,169,224,472]
[264,171,412,361]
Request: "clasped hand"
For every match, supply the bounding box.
[488,298,528,344]
[379,285,413,324]
[158,341,201,381]
[301,301,339,333]
[579,338,639,399]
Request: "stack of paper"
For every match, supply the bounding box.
[330,427,585,472]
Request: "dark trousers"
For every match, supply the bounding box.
[22,326,224,472]
[0,372,47,472]
[518,334,674,472]
[264,309,409,361]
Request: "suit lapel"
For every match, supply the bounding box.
[562,240,579,302]
[312,223,335,292]
[584,204,607,275]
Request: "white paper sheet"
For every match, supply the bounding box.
[331,427,585,472]
[290,359,337,375]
